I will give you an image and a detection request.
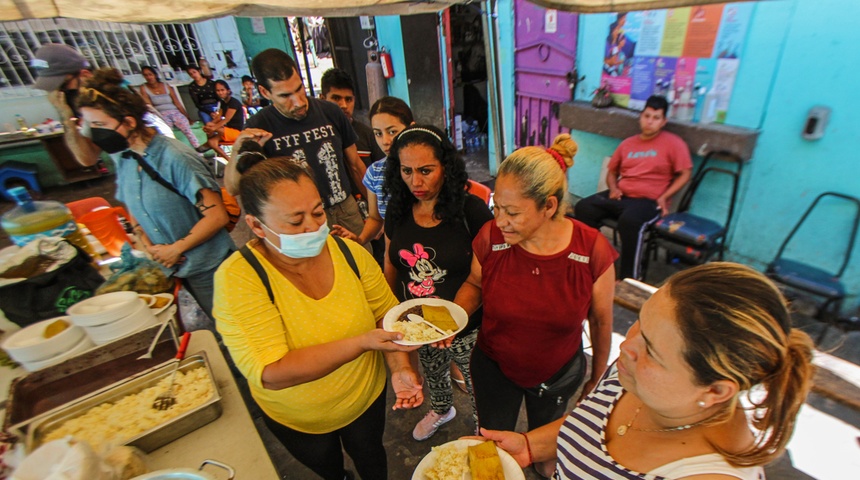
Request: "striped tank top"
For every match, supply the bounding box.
[554,366,764,480]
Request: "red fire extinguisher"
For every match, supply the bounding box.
[379,49,394,79]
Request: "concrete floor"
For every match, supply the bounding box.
[2,148,859,479]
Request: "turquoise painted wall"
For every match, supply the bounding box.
[374,16,410,104]
[561,0,860,309]
[234,17,293,61]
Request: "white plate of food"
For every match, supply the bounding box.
[139,293,174,317]
[412,438,525,480]
[383,298,467,346]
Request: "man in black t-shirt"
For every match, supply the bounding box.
[199,80,245,158]
[224,49,370,244]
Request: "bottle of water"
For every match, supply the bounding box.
[1,186,95,255]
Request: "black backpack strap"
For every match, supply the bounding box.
[123,150,184,198]
[333,235,360,280]
[239,245,275,304]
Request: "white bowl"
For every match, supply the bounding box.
[84,300,157,345]
[1,317,86,363]
[67,291,142,326]
[19,335,96,372]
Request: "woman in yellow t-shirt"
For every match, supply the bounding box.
[213,148,423,480]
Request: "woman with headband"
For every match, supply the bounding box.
[382,125,493,441]
[452,134,616,477]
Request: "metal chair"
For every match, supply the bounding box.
[643,151,743,277]
[765,192,860,343]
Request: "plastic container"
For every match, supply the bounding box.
[1,187,95,255]
[78,207,132,257]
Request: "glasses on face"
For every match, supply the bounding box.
[78,86,119,105]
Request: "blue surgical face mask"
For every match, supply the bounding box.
[258,219,330,258]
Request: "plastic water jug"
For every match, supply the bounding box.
[1,187,95,255]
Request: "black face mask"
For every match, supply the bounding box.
[89,126,130,154]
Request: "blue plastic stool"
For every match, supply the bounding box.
[0,161,41,201]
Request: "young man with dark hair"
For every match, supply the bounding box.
[320,68,385,165]
[575,95,692,280]
[225,49,370,244]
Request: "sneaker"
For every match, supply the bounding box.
[413,406,456,441]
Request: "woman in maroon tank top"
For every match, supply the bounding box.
[453,134,617,477]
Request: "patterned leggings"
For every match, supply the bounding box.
[160,109,200,148]
[419,329,478,426]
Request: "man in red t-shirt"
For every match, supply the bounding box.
[575,95,692,280]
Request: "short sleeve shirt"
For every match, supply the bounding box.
[608,130,693,200]
[112,135,235,278]
[213,237,397,433]
[362,158,389,219]
[385,194,493,335]
[245,98,358,208]
[219,96,245,131]
[188,79,218,111]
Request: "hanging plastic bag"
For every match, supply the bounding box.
[96,244,173,295]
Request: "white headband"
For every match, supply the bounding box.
[397,127,442,144]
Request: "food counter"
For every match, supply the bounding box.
[145,330,278,477]
[0,329,278,478]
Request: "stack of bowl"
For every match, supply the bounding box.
[66,292,158,345]
[1,317,95,372]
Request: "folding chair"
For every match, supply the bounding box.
[467,179,492,205]
[765,192,860,343]
[643,151,743,277]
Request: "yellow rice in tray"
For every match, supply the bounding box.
[43,366,214,452]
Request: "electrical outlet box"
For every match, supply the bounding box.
[802,106,830,140]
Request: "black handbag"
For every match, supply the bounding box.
[0,241,104,327]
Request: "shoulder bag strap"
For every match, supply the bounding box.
[239,245,275,304]
[333,235,360,279]
[123,150,184,198]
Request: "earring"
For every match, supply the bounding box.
[697,401,706,408]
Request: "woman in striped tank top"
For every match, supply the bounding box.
[476,263,813,479]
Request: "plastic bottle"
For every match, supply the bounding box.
[701,86,719,124]
[1,187,96,255]
[15,114,27,131]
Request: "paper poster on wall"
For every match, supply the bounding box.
[599,2,750,124]
[251,17,266,34]
[682,4,723,57]
[660,7,691,57]
[635,10,666,57]
[713,2,753,58]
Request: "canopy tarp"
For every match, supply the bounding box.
[527,0,757,14]
[0,0,463,23]
[0,0,760,23]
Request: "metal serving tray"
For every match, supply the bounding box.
[25,352,221,453]
[4,322,179,432]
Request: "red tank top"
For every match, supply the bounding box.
[474,218,617,387]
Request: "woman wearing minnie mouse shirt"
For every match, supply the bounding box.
[383,125,493,441]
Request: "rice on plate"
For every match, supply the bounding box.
[424,442,469,480]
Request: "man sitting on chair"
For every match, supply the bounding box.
[575,95,692,280]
